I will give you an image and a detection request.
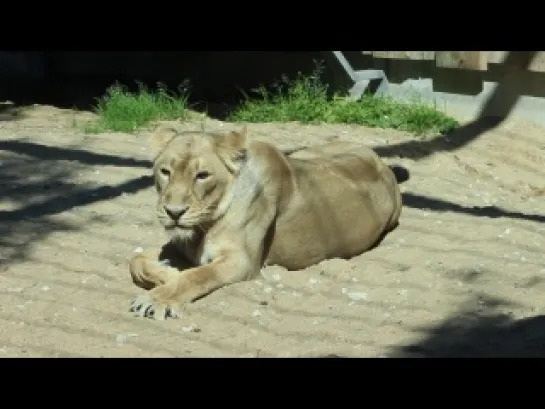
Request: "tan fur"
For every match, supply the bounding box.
[129,126,403,320]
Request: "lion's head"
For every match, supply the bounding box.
[148,125,248,241]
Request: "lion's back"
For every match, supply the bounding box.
[266,141,402,269]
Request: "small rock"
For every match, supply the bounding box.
[41,285,50,292]
[308,278,318,285]
[181,324,201,333]
[7,287,23,293]
[17,301,32,310]
[134,247,144,253]
[81,275,97,284]
[347,291,368,301]
[252,310,262,318]
[259,301,268,306]
[271,273,281,282]
[116,333,138,345]
[264,286,273,293]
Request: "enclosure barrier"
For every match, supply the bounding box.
[334,51,545,100]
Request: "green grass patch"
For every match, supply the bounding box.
[228,67,459,136]
[82,64,458,136]
[84,82,189,134]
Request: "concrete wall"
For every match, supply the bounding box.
[342,51,545,124]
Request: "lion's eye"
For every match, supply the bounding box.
[160,168,171,177]
[195,171,211,181]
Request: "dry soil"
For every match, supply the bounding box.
[0,106,544,357]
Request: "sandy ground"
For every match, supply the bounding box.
[0,106,544,358]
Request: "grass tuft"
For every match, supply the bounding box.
[82,63,458,136]
[84,82,189,134]
[228,63,459,136]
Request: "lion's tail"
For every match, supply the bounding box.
[389,165,410,184]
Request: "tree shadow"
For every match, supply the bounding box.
[374,116,503,160]
[0,175,153,223]
[374,51,537,160]
[0,137,154,266]
[0,140,151,168]
[1,137,542,256]
[306,294,545,358]
[402,192,545,224]
[389,294,545,358]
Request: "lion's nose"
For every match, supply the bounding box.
[164,205,189,221]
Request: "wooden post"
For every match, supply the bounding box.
[371,51,435,60]
[435,51,489,71]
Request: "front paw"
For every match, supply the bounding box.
[129,255,176,291]
[129,293,181,320]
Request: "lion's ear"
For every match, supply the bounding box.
[217,126,247,150]
[148,125,179,156]
[214,126,248,173]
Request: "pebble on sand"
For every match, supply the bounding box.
[116,333,138,346]
[347,292,368,301]
[182,324,201,333]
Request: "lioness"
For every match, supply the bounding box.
[129,125,407,320]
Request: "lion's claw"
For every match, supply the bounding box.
[129,294,180,320]
[129,298,143,313]
[165,307,179,319]
[144,305,154,317]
